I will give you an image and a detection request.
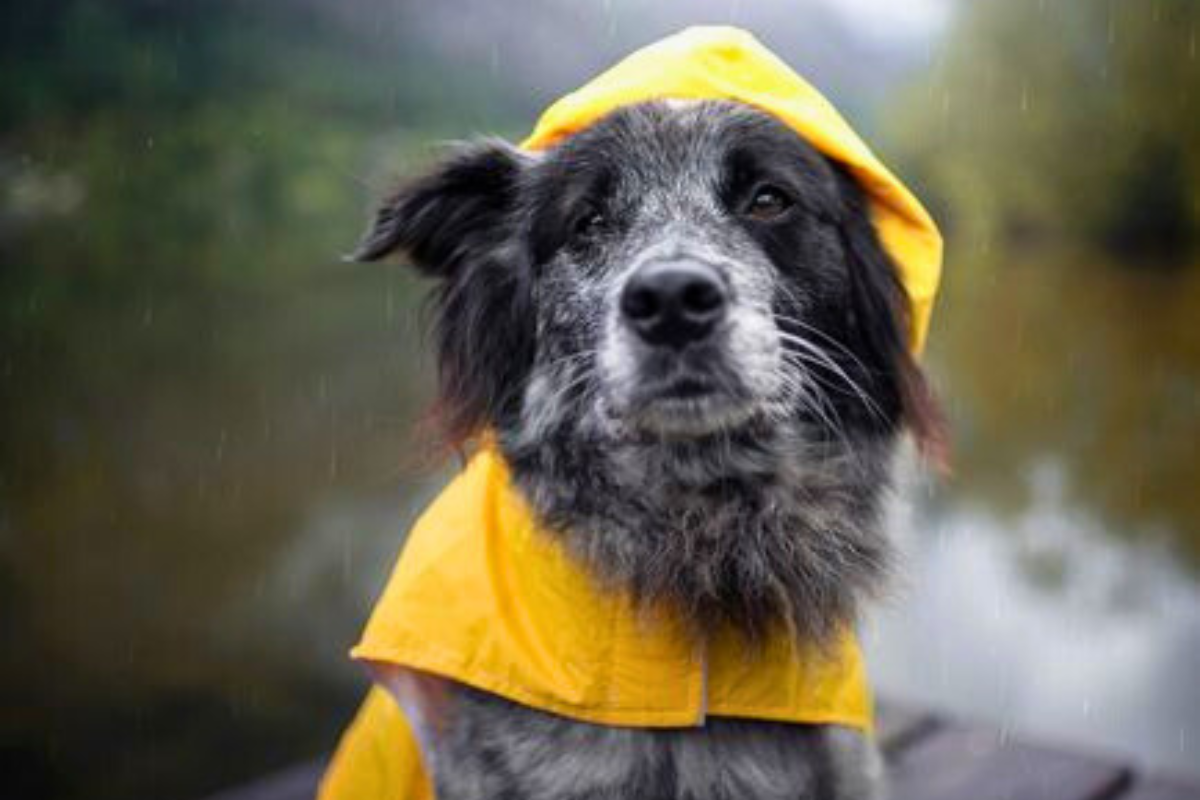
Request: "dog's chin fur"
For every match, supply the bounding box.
[499,417,895,649]
[604,393,766,439]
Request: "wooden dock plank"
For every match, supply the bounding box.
[1122,776,1200,800]
[887,724,1131,800]
[876,699,940,756]
[202,760,324,800]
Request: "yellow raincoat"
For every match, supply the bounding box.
[320,26,942,800]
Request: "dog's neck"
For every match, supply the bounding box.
[499,425,897,649]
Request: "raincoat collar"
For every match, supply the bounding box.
[351,448,873,730]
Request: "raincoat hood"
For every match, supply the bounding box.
[522,25,942,353]
[320,26,933,799]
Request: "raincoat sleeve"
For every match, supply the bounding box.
[318,685,435,800]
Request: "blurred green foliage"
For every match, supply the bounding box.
[889,0,1199,259]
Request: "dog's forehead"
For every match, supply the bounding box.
[535,99,828,186]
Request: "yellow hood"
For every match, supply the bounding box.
[522,26,942,353]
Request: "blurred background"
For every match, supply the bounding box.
[2,1,1197,798]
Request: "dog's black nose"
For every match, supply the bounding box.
[621,261,727,349]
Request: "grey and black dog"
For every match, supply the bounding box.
[353,99,944,800]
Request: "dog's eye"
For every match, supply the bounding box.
[745,186,793,221]
[572,209,607,240]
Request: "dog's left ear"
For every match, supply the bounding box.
[834,168,949,468]
[348,140,530,271]
[349,140,539,448]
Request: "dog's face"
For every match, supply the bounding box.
[355,100,939,459]
[528,100,853,442]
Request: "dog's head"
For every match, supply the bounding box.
[356,100,946,643]
[354,99,942,462]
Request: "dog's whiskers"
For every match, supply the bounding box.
[773,368,857,461]
[772,310,875,380]
[775,331,886,422]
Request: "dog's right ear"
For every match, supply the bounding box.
[348,140,529,273]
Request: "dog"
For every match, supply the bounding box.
[348,95,944,799]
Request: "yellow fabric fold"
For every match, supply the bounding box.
[322,450,871,800]
[319,685,434,800]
